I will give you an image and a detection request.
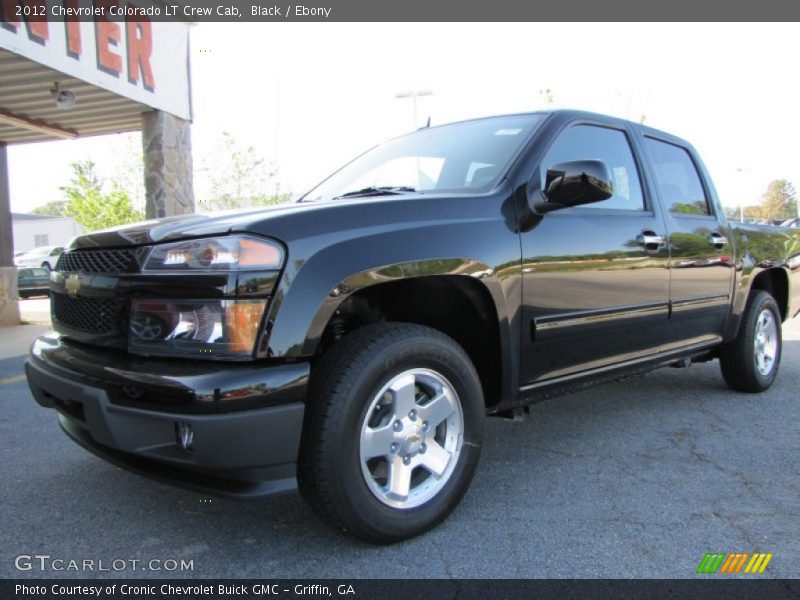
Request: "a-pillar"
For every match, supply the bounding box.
[142,110,195,219]
[0,141,20,326]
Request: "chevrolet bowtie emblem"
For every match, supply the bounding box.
[65,274,81,297]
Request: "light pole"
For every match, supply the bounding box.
[735,167,749,222]
[394,89,433,129]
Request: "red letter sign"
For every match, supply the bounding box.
[126,18,155,91]
[95,0,122,76]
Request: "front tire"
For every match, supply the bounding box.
[720,290,782,392]
[298,323,484,543]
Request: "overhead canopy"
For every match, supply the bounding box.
[0,47,147,142]
[0,13,191,144]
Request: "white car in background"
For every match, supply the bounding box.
[15,246,64,271]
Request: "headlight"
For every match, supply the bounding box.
[131,235,284,360]
[143,235,283,272]
[129,298,267,359]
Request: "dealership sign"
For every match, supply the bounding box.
[0,2,191,120]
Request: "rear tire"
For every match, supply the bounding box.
[719,290,782,392]
[298,322,484,543]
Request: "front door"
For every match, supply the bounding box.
[520,122,670,385]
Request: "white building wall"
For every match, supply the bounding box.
[12,217,84,253]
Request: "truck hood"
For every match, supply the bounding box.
[67,192,497,250]
[68,201,347,249]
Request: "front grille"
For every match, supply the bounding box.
[56,248,138,274]
[52,294,119,334]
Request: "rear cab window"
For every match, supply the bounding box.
[644,137,711,216]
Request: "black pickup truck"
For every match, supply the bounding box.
[26,110,800,542]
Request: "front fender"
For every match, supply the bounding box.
[245,191,524,401]
[264,253,518,406]
[267,250,512,354]
[305,258,510,354]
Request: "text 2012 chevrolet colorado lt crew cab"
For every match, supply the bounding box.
[27,110,800,542]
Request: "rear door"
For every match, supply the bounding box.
[641,137,734,349]
[519,121,671,384]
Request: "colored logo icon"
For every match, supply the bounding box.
[696,552,773,574]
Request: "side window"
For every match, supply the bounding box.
[541,124,645,211]
[644,138,710,216]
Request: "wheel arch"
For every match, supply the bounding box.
[750,267,789,321]
[725,265,791,342]
[302,260,515,409]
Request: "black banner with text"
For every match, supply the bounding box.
[5,579,800,600]
[2,0,800,22]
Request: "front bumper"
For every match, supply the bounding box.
[26,333,309,498]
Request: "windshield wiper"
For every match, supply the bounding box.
[332,186,417,200]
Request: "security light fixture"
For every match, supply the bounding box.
[51,83,76,110]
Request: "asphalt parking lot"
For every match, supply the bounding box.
[1,312,798,579]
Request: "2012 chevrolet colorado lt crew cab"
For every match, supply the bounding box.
[27,110,800,543]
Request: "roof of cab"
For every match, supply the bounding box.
[540,109,696,149]
[437,108,695,150]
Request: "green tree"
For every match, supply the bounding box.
[200,132,290,211]
[538,88,555,106]
[108,134,146,214]
[756,179,797,222]
[670,200,709,215]
[60,161,144,231]
[30,199,68,217]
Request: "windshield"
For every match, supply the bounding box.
[301,114,545,202]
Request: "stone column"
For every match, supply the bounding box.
[142,110,195,219]
[0,142,20,326]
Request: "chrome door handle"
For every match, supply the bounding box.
[708,232,728,248]
[637,231,665,250]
